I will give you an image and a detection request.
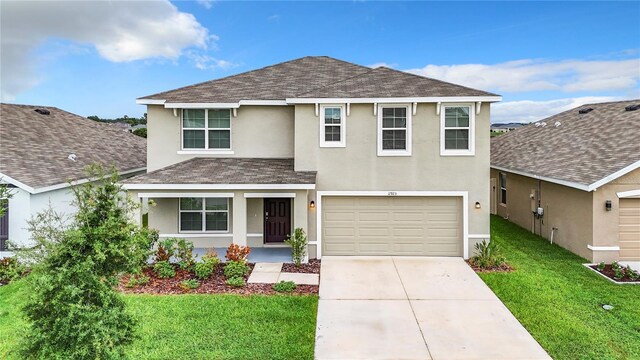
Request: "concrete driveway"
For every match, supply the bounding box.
[315,256,550,360]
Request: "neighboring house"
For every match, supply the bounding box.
[109,122,132,131]
[490,123,525,133]
[491,100,640,264]
[130,124,147,132]
[124,56,501,259]
[0,104,146,256]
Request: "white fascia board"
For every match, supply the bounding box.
[491,165,590,191]
[137,192,234,198]
[239,100,288,106]
[617,189,640,198]
[123,184,315,190]
[244,192,297,198]
[164,103,240,109]
[136,99,166,105]
[587,160,640,191]
[286,96,502,104]
[0,173,36,193]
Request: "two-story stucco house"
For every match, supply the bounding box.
[123,56,501,259]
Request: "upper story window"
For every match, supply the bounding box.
[499,172,507,205]
[378,105,412,156]
[179,197,229,232]
[182,109,231,150]
[441,104,475,156]
[320,105,346,147]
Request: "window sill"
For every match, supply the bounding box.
[320,142,346,148]
[440,151,475,157]
[163,233,232,238]
[177,150,234,155]
[377,151,412,157]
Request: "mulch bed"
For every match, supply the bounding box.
[118,263,319,295]
[466,260,514,273]
[281,259,321,274]
[589,265,639,283]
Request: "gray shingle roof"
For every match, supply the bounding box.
[296,66,498,98]
[124,158,316,185]
[0,103,146,190]
[491,99,640,188]
[139,56,497,103]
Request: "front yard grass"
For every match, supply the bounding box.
[483,215,640,360]
[0,279,318,359]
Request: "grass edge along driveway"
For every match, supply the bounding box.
[481,215,640,360]
[0,281,318,360]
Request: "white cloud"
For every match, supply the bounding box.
[268,14,281,22]
[406,58,640,93]
[0,0,213,100]
[188,52,237,70]
[491,96,621,124]
[197,0,214,9]
[368,62,397,69]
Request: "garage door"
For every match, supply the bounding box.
[322,196,462,256]
[619,198,640,261]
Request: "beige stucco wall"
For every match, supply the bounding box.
[490,169,595,261]
[295,103,491,252]
[146,105,294,171]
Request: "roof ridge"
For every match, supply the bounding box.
[580,98,640,107]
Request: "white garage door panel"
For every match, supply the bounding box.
[322,196,462,256]
[619,198,640,261]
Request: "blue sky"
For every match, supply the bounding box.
[2,1,639,123]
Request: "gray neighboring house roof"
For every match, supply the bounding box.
[0,103,147,192]
[491,99,640,191]
[138,56,498,103]
[124,158,316,186]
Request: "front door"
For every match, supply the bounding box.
[264,198,291,243]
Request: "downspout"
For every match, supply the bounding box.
[550,227,558,244]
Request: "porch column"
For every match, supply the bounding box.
[293,190,308,232]
[232,191,247,246]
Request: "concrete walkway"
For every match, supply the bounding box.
[315,256,550,360]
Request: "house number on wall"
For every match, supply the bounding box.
[387,191,398,196]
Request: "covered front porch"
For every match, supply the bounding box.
[122,158,317,258]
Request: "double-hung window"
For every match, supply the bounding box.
[499,173,507,205]
[182,109,231,151]
[378,105,412,156]
[179,198,229,232]
[441,105,475,156]
[320,105,346,147]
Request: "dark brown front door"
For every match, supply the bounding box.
[264,198,291,243]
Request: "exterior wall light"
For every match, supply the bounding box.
[310,200,315,209]
[605,200,612,211]
[475,202,481,209]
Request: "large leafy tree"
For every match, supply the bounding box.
[21,165,156,359]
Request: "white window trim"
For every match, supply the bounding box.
[440,103,475,156]
[178,197,230,233]
[499,172,507,205]
[377,104,412,156]
[181,109,232,151]
[319,104,346,148]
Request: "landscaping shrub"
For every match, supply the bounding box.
[597,262,606,271]
[20,165,155,359]
[614,267,625,280]
[175,238,196,269]
[628,267,640,281]
[155,238,177,263]
[273,280,296,293]
[285,228,308,266]
[194,251,220,280]
[224,260,250,279]
[0,257,25,284]
[611,261,621,270]
[226,276,245,287]
[126,274,150,288]
[225,244,251,262]
[469,240,508,269]
[179,279,200,290]
[154,260,176,279]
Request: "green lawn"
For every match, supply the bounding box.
[0,281,318,359]
[482,215,640,360]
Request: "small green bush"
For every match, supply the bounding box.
[0,257,25,284]
[273,280,296,293]
[125,274,150,288]
[226,276,245,287]
[613,267,624,280]
[224,260,250,279]
[175,238,196,270]
[628,268,640,281]
[194,252,220,280]
[470,240,508,269]
[155,238,177,263]
[179,279,200,290]
[597,262,606,271]
[154,260,176,278]
[611,261,621,270]
[285,228,308,266]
